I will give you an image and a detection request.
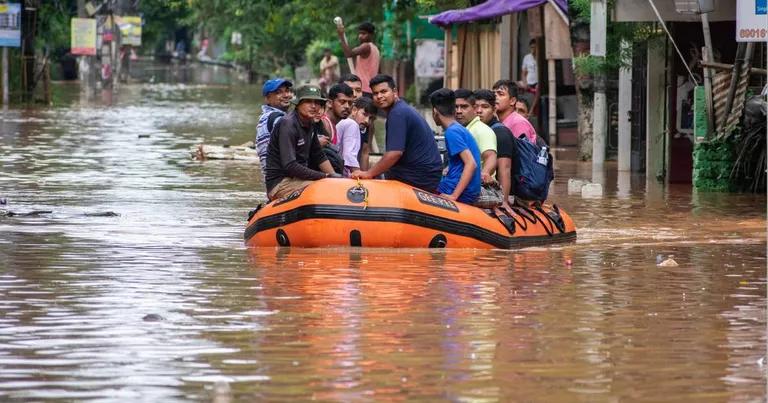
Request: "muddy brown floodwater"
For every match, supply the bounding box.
[0,64,765,401]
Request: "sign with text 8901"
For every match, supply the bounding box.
[0,3,21,48]
[737,0,768,42]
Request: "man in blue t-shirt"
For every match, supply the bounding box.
[429,88,481,203]
[350,74,443,193]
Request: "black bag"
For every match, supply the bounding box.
[322,145,345,175]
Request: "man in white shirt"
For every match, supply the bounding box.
[519,39,538,90]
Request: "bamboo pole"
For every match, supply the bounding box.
[701,13,715,137]
[2,48,8,105]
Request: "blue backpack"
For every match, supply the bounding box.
[491,122,554,202]
[512,135,553,201]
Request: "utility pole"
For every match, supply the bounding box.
[21,1,38,102]
[2,48,7,106]
[617,40,632,171]
[590,0,607,167]
[77,0,95,97]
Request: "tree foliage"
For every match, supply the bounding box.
[569,0,663,76]
[140,0,470,75]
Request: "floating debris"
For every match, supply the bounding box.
[82,211,120,217]
[1,210,53,217]
[657,256,679,267]
[142,313,165,322]
[191,142,259,161]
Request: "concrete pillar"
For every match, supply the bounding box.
[548,59,557,146]
[593,80,607,165]
[646,43,666,181]
[617,40,632,171]
[617,170,631,199]
[591,0,607,166]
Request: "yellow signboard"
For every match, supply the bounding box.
[115,16,141,46]
[71,18,96,56]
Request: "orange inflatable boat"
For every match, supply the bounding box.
[244,179,576,249]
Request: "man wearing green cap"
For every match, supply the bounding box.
[265,85,340,200]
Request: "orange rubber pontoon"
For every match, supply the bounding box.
[244,179,576,249]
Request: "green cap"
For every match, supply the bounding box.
[293,85,326,104]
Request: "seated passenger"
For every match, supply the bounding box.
[429,88,481,203]
[324,83,361,176]
[264,85,340,200]
[493,79,538,145]
[454,88,497,184]
[348,97,377,169]
[473,89,515,212]
[351,74,442,193]
[256,78,293,178]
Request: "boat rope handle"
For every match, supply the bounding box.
[534,203,566,235]
[356,178,369,210]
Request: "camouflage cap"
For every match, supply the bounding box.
[293,85,326,104]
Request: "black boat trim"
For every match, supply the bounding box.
[244,204,575,249]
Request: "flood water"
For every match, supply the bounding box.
[1,63,766,401]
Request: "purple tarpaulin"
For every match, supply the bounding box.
[429,0,568,26]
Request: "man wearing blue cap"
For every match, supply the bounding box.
[256,78,294,177]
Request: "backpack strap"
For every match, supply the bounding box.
[266,110,285,133]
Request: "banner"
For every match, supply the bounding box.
[414,40,444,79]
[115,16,141,46]
[0,3,21,48]
[71,18,97,56]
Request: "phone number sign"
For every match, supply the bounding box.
[737,0,768,42]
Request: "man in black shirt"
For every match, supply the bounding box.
[265,85,339,200]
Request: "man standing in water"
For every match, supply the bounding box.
[256,78,293,178]
[351,75,442,193]
[337,22,380,98]
[318,48,340,94]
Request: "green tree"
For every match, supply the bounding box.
[569,0,663,160]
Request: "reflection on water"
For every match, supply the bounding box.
[0,66,765,400]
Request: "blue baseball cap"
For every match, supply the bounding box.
[262,78,293,96]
